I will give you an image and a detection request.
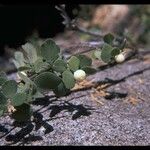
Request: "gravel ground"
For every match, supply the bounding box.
[0,57,150,146]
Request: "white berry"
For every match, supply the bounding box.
[115,53,125,63]
[74,69,86,81]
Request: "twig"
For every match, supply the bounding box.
[62,41,104,59]
[55,5,72,29]
[55,5,103,38]
[56,5,129,43]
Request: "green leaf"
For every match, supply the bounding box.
[0,104,7,110]
[17,72,34,94]
[17,83,26,93]
[22,43,38,63]
[0,72,7,86]
[27,37,42,56]
[103,33,114,45]
[26,91,33,103]
[13,52,25,68]
[0,71,8,86]
[33,91,44,99]
[34,72,62,91]
[76,55,92,68]
[18,66,31,72]
[82,66,97,75]
[11,93,27,106]
[2,80,17,98]
[11,104,32,122]
[111,48,121,57]
[0,110,4,117]
[62,70,75,89]
[0,71,7,78]
[40,39,60,63]
[68,56,80,72]
[31,83,38,95]
[53,59,67,73]
[53,82,70,97]
[0,77,7,86]
[93,50,101,60]
[34,59,50,73]
[0,105,7,115]
[101,43,113,63]
[12,60,20,69]
[0,92,7,105]
[24,83,37,102]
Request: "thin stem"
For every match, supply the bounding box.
[55,5,104,38]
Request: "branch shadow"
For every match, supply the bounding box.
[72,66,150,94]
[105,91,128,100]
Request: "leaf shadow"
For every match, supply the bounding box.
[5,123,34,143]
[33,112,54,134]
[0,125,9,133]
[5,112,54,145]
[47,101,94,120]
[2,65,150,145]
[19,135,43,145]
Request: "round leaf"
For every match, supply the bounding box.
[34,72,62,90]
[0,77,7,86]
[11,93,27,106]
[103,33,114,45]
[111,48,121,57]
[0,71,7,78]
[68,56,80,72]
[40,39,60,63]
[82,66,97,75]
[34,59,50,73]
[62,70,75,89]
[2,80,17,98]
[0,92,7,105]
[76,55,92,68]
[101,43,113,63]
[53,59,67,73]
[22,43,38,63]
[13,51,25,68]
[93,50,101,60]
[53,82,70,97]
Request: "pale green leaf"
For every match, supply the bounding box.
[62,70,75,89]
[68,56,80,72]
